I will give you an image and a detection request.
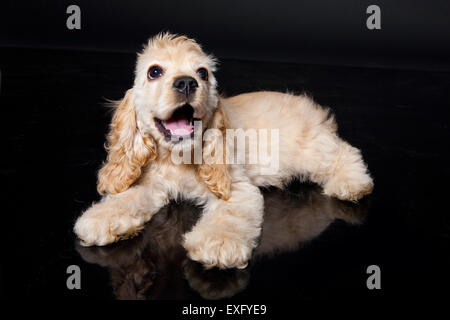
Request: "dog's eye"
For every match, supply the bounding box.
[148,65,163,80]
[197,68,208,81]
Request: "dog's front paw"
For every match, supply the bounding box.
[74,204,144,246]
[183,225,254,269]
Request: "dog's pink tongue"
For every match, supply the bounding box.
[164,118,194,135]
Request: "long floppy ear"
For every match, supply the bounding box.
[97,89,157,195]
[196,105,232,201]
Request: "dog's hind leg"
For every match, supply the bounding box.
[320,139,373,201]
[295,130,374,202]
[74,184,168,246]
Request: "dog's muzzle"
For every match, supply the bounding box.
[154,104,199,142]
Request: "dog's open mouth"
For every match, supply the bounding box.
[155,104,198,141]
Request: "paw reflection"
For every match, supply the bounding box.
[183,260,249,300]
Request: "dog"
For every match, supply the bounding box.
[74,33,373,269]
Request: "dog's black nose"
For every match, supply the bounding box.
[173,76,198,96]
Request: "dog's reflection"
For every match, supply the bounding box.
[76,183,368,300]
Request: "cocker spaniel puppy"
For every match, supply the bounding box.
[74,33,373,269]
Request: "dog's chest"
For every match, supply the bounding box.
[149,162,209,200]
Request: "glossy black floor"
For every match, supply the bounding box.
[1,48,449,301]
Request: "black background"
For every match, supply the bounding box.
[1,0,450,69]
[1,0,449,305]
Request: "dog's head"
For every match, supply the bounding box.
[133,33,219,149]
[97,33,229,197]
